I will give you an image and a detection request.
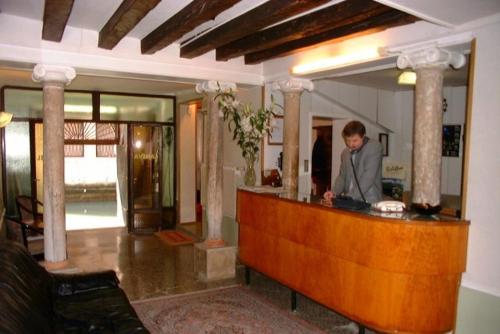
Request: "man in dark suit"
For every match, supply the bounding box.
[333,121,383,203]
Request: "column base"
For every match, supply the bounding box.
[194,242,236,281]
[411,203,442,215]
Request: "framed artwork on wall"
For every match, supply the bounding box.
[379,133,389,157]
[268,116,283,145]
[442,124,461,157]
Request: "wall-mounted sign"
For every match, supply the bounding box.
[134,153,158,160]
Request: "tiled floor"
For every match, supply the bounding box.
[65,227,373,333]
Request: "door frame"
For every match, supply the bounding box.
[128,123,176,233]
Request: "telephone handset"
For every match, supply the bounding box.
[372,200,406,212]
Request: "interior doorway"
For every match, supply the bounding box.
[311,117,333,196]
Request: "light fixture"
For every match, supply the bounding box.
[134,140,142,149]
[292,48,380,75]
[0,111,13,128]
[64,105,118,114]
[398,71,416,85]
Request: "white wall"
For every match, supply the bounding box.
[462,20,500,297]
[441,86,467,195]
[178,103,197,223]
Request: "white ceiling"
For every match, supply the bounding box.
[1,0,500,45]
[375,0,500,27]
[0,0,493,93]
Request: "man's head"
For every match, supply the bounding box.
[342,121,366,151]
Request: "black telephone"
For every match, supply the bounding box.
[333,195,371,210]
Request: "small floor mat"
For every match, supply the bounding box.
[154,230,194,246]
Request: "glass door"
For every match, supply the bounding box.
[130,125,162,232]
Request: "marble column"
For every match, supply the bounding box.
[32,64,76,263]
[195,80,236,247]
[272,78,313,192]
[194,80,237,281]
[397,47,465,208]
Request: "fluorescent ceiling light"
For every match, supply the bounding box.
[64,105,118,114]
[398,71,416,85]
[292,48,380,75]
[101,106,118,114]
[64,105,92,113]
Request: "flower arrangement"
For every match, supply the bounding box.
[216,87,277,185]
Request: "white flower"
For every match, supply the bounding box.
[217,88,277,160]
[240,117,252,133]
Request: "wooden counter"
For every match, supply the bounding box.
[237,189,469,334]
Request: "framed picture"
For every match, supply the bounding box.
[442,124,461,157]
[379,133,389,157]
[268,116,283,145]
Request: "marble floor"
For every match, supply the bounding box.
[66,201,124,231]
[65,227,374,334]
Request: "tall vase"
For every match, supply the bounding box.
[244,155,256,186]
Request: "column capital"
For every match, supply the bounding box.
[397,47,466,70]
[272,77,314,93]
[195,80,236,94]
[32,64,76,85]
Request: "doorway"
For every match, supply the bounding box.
[311,117,333,196]
[130,124,160,232]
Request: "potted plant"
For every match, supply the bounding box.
[216,88,277,186]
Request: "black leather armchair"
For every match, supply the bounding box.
[0,240,149,333]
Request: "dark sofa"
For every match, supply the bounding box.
[0,240,149,333]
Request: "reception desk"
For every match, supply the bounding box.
[237,189,469,334]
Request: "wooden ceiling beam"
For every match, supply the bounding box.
[141,0,241,54]
[244,10,419,64]
[42,0,75,42]
[216,0,389,61]
[180,0,330,59]
[99,0,161,50]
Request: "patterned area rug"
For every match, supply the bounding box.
[132,286,326,334]
[154,230,194,246]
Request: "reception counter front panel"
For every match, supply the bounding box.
[237,189,469,334]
